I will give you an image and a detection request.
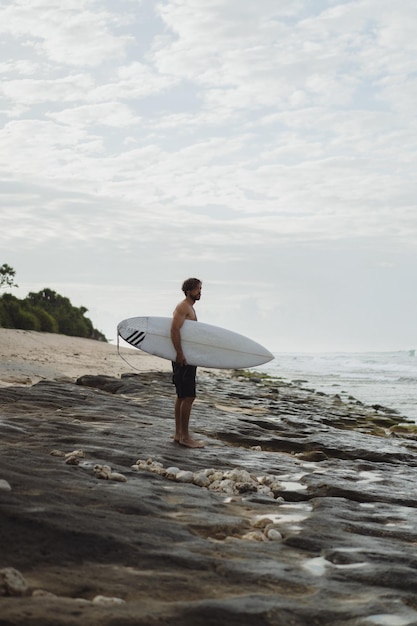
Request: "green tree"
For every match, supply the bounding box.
[0,264,18,290]
[0,294,39,330]
[28,306,59,333]
[15,309,40,331]
[27,289,106,340]
[0,283,106,341]
[0,293,17,327]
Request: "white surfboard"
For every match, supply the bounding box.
[117,316,274,369]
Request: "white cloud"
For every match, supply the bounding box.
[0,74,95,111]
[48,102,141,128]
[0,0,132,66]
[1,0,417,350]
[0,59,39,76]
[152,0,417,118]
[0,119,103,175]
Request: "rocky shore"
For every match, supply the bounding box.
[2,331,417,625]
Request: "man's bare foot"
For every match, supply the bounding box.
[178,437,205,448]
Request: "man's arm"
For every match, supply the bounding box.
[171,305,187,365]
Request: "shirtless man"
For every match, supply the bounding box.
[171,278,204,448]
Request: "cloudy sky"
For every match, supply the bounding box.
[1,0,416,353]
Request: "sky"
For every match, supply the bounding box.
[1,0,416,353]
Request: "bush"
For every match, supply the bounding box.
[14,309,40,331]
[0,294,23,328]
[0,289,107,341]
[30,307,59,333]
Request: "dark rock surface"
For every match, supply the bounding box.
[2,370,417,625]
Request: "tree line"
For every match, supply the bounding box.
[0,264,107,341]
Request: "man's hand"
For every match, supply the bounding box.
[175,351,187,366]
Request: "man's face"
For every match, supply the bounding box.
[189,283,202,302]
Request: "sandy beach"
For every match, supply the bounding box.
[0,328,171,385]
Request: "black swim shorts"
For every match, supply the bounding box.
[172,362,197,398]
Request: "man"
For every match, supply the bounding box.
[171,278,204,448]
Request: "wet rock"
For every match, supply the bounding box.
[1,371,417,625]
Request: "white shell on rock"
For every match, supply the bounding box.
[32,589,58,599]
[175,470,194,483]
[209,470,224,483]
[266,528,282,541]
[65,449,84,458]
[224,468,253,483]
[200,468,216,477]
[239,470,254,482]
[241,530,266,542]
[0,479,11,491]
[109,472,127,483]
[134,460,166,475]
[92,595,126,605]
[269,481,282,492]
[192,473,210,488]
[218,479,235,494]
[130,459,284,502]
[259,475,279,487]
[208,480,222,491]
[147,460,163,470]
[64,455,80,465]
[252,517,274,529]
[257,486,274,498]
[73,598,91,605]
[0,568,29,596]
[165,467,181,479]
[93,464,112,479]
[235,481,258,494]
[134,461,149,470]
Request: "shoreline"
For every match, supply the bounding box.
[1,328,411,422]
[256,350,417,423]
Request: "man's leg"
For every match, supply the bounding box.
[174,396,182,441]
[175,396,204,448]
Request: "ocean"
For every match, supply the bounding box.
[258,351,417,423]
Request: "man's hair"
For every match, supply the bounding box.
[182,277,202,294]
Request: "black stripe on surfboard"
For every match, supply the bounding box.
[126,330,146,346]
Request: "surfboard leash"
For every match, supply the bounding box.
[116,330,144,372]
